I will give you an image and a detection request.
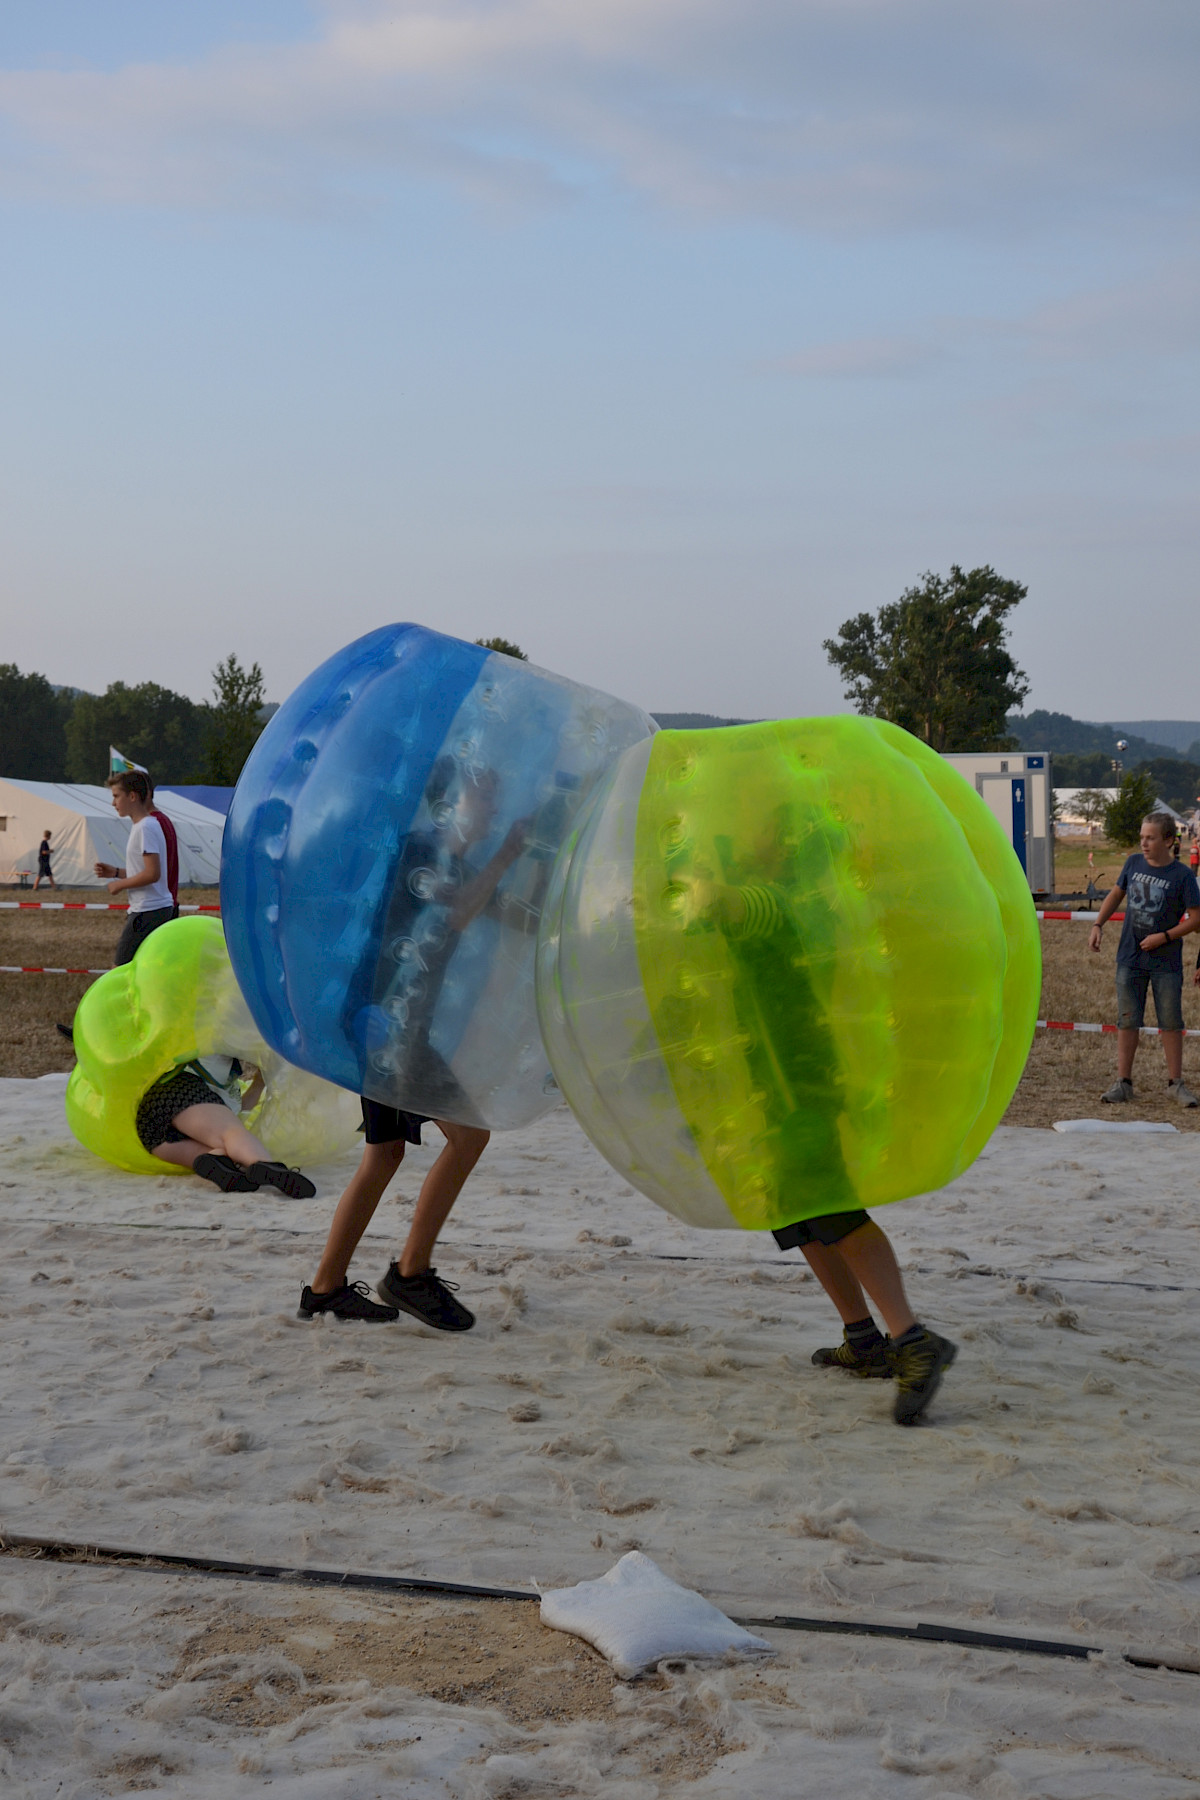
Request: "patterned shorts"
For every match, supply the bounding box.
[135,1072,224,1152]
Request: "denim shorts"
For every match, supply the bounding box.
[1116,965,1184,1032]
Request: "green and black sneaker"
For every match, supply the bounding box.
[811,1331,895,1379]
[892,1327,957,1426]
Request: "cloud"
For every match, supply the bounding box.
[0,0,1195,233]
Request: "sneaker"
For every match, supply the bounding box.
[194,1153,258,1193]
[892,1327,957,1427]
[1100,1078,1133,1104]
[1168,1080,1199,1109]
[247,1161,317,1199]
[376,1262,475,1332]
[811,1332,895,1379]
[298,1281,400,1323]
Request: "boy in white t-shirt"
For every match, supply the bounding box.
[95,771,178,964]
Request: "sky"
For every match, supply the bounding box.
[0,1,1196,722]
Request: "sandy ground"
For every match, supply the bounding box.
[3,1077,1200,1797]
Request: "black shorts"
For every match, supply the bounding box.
[772,1208,871,1251]
[360,1098,431,1147]
[136,1071,224,1152]
[115,905,178,967]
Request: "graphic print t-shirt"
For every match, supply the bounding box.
[1115,855,1200,971]
[125,815,172,914]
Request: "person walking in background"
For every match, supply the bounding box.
[94,771,176,965]
[1090,812,1200,1107]
[33,831,56,890]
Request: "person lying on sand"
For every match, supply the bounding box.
[136,1057,316,1198]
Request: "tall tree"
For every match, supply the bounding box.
[65,681,206,784]
[0,665,74,779]
[202,653,267,785]
[823,565,1030,753]
[474,637,528,660]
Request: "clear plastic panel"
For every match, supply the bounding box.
[223,624,655,1128]
[537,739,735,1228]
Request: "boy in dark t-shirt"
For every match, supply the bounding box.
[1090,812,1200,1106]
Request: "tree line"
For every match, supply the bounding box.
[0,654,269,787]
[824,567,1196,838]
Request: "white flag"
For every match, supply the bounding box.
[110,746,149,776]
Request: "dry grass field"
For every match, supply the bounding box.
[1049,834,1120,894]
[4,881,1199,1131]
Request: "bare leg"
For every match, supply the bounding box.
[398,1122,489,1276]
[1160,1029,1184,1083]
[801,1241,871,1324]
[151,1103,273,1171]
[1116,1028,1139,1081]
[311,1140,406,1294]
[821,1221,917,1339]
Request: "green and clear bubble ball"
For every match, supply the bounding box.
[536,718,1039,1231]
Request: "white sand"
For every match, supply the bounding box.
[3,1072,1199,1797]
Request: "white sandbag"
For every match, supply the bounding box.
[1052,1119,1178,1133]
[539,1551,773,1678]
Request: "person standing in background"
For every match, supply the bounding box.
[1091,812,1200,1107]
[33,831,56,890]
[94,771,176,965]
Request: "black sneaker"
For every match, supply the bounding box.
[194,1153,258,1193]
[247,1161,317,1200]
[892,1327,957,1426]
[811,1332,895,1379]
[376,1262,475,1332]
[298,1282,400,1322]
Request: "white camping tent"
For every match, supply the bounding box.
[0,780,226,888]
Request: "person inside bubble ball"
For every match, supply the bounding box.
[300,756,530,1327]
[136,1056,317,1198]
[687,803,957,1427]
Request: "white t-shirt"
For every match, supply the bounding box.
[126,815,172,913]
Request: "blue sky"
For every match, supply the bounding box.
[1,1,1196,722]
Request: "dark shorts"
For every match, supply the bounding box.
[115,904,178,967]
[772,1208,871,1252]
[1116,965,1184,1032]
[136,1071,224,1152]
[360,1098,431,1147]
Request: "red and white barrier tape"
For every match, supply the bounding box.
[0,901,219,913]
[1,965,108,975]
[1036,909,1120,922]
[1037,1020,1200,1037]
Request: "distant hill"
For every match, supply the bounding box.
[1107,720,1200,756]
[1007,711,1176,762]
[651,712,757,730]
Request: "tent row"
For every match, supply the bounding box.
[0,779,228,888]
